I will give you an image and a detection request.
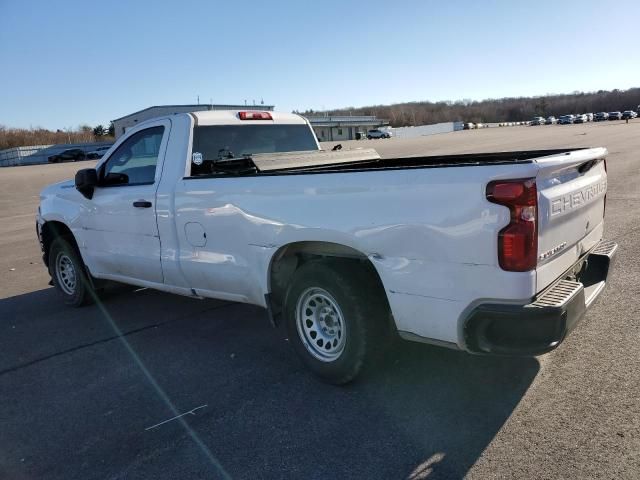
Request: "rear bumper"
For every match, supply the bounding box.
[463,240,617,356]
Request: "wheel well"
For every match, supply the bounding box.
[41,221,78,266]
[268,241,392,326]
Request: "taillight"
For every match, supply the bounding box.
[487,178,537,272]
[238,111,273,120]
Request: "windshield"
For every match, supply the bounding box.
[192,124,317,162]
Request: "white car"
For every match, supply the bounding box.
[530,117,546,126]
[574,114,588,124]
[366,129,391,139]
[36,110,617,384]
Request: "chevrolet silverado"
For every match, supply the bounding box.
[36,110,617,384]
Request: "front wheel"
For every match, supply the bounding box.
[48,237,93,307]
[284,260,384,384]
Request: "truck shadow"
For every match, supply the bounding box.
[0,287,539,479]
[354,342,539,479]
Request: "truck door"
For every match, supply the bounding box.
[82,120,171,284]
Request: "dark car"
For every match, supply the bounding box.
[594,112,609,122]
[86,146,112,159]
[47,148,86,163]
[608,111,623,121]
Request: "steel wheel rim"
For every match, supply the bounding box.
[295,287,347,362]
[55,252,76,295]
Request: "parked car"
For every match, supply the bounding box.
[86,146,112,159]
[530,117,546,126]
[36,109,617,384]
[622,110,638,120]
[367,129,390,139]
[608,111,623,120]
[463,122,475,130]
[585,113,594,122]
[594,112,609,122]
[558,115,575,125]
[545,116,557,125]
[573,114,587,124]
[47,148,86,163]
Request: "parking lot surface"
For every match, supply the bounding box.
[1,120,639,479]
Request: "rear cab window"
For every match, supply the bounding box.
[189,124,318,177]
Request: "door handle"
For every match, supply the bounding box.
[133,200,152,208]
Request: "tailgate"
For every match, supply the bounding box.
[535,148,608,292]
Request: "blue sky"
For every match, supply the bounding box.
[1,0,639,130]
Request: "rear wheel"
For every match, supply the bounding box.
[284,260,385,384]
[48,237,92,307]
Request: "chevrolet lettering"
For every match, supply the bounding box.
[550,179,607,217]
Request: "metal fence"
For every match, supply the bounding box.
[0,142,113,167]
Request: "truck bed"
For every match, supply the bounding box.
[202,148,591,177]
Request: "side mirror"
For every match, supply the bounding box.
[75,168,98,199]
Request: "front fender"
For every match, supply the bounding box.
[39,182,93,269]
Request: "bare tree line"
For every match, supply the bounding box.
[299,88,640,127]
[0,124,114,151]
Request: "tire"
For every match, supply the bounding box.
[284,260,386,385]
[367,136,372,140]
[48,236,92,307]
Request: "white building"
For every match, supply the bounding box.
[112,103,275,138]
[305,115,389,141]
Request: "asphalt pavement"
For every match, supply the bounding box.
[1,120,639,479]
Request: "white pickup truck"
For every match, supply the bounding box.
[37,110,617,384]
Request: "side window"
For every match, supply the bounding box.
[102,126,164,186]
